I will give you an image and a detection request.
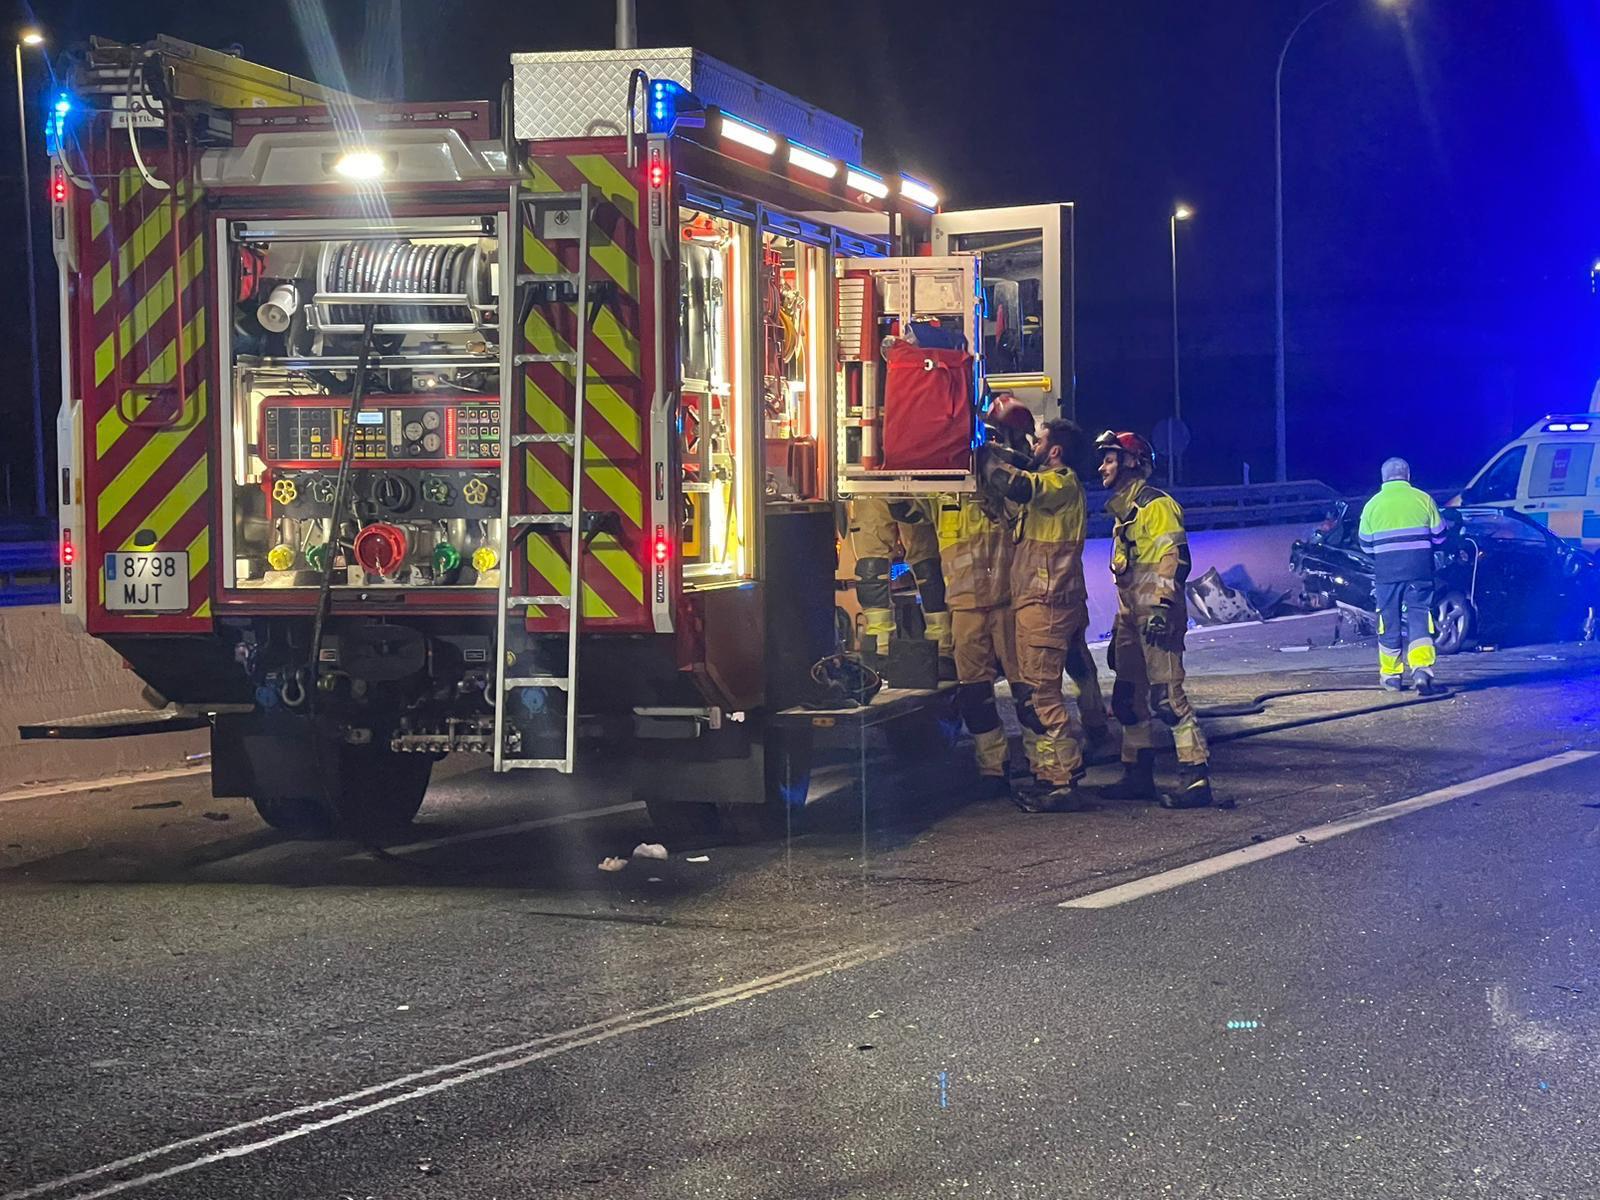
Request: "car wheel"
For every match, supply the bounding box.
[1434,591,1474,655]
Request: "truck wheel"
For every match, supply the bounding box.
[717,726,813,842]
[251,794,334,838]
[1434,592,1474,655]
[335,746,432,837]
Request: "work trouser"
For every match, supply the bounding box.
[1376,579,1436,679]
[1013,602,1087,786]
[850,498,949,658]
[1110,605,1208,767]
[1065,625,1110,736]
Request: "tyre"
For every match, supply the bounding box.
[251,745,430,841]
[251,794,334,838]
[1434,591,1474,655]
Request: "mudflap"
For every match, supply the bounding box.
[628,718,814,842]
[211,711,344,801]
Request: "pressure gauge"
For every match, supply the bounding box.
[422,431,442,453]
[403,420,424,441]
[421,410,442,431]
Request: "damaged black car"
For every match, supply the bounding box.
[1290,503,1600,653]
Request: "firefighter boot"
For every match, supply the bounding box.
[860,606,895,676]
[1099,749,1157,801]
[923,610,957,682]
[1159,762,1216,809]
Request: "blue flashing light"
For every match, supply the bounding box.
[889,561,911,580]
[44,91,71,155]
[648,79,704,135]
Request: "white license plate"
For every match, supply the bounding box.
[104,552,189,612]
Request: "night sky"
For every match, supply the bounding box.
[5,0,1597,512]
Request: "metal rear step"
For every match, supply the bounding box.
[17,706,235,740]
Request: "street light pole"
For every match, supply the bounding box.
[1169,204,1193,488]
[14,30,46,517]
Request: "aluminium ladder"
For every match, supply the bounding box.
[493,182,594,773]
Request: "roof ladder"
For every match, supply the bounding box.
[493,183,593,774]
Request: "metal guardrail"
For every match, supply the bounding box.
[1086,480,1342,538]
[0,540,59,608]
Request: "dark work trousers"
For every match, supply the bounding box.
[1375,578,1436,678]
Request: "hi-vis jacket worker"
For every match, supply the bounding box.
[1358,457,1447,694]
[849,497,953,679]
[978,416,1095,813]
[1095,431,1215,810]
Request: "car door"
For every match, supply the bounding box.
[1459,444,1529,512]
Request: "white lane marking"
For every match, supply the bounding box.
[4,941,904,1200]
[1061,749,1597,910]
[0,766,209,807]
[342,800,647,860]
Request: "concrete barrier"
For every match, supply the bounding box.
[0,607,208,793]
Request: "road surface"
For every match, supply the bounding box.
[2,636,1598,1198]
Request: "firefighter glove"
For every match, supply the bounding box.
[1142,605,1175,647]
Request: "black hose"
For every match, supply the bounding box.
[306,307,380,709]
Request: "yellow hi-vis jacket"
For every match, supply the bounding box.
[979,461,1089,612]
[1106,481,1191,612]
[935,493,1014,610]
[1358,480,1446,584]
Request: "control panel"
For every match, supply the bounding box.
[259,395,501,467]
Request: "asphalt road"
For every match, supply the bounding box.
[2,638,1598,1198]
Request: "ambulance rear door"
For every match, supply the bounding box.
[933,203,1074,420]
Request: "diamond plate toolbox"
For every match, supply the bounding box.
[510,47,863,163]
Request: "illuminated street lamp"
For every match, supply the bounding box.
[15,26,46,515]
[1274,0,1407,483]
[1169,204,1194,487]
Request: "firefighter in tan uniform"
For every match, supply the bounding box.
[978,416,1096,813]
[849,498,953,677]
[1094,431,1216,809]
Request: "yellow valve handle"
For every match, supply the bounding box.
[471,546,499,573]
[462,477,490,506]
[271,478,298,505]
[267,543,296,572]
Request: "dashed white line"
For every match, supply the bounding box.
[1060,749,1597,910]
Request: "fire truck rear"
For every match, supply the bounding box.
[41,37,1074,839]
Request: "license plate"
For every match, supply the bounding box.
[104,552,189,612]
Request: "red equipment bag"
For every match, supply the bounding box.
[880,343,974,472]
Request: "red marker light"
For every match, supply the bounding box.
[60,531,74,566]
[652,529,670,565]
[50,165,67,205]
[649,162,665,188]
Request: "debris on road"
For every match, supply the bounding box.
[1277,644,1312,653]
[598,857,628,872]
[867,1010,885,1019]
[131,800,181,811]
[201,811,230,822]
[633,842,669,860]
[1186,568,1263,625]
[686,854,710,863]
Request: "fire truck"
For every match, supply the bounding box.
[36,36,1074,839]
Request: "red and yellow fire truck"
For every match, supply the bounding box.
[39,36,1074,838]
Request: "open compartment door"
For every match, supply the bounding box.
[833,254,982,497]
[933,203,1074,420]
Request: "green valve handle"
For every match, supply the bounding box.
[432,542,462,575]
[305,542,330,573]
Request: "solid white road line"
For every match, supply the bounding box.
[342,800,648,860]
[2,940,906,1200]
[1060,749,1596,910]
[0,766,209,807]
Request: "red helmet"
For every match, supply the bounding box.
[987,394,1037,437]
[1095,430,1155,469]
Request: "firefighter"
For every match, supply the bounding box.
[978,414,1095,813]
[1357,457,1447,694]
[1094,431,1214,809]
[849,497,953,678]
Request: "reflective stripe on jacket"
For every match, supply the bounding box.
[935,494,1013,610]
[980,461,1089,611]
[1358,480,1445,584]
[1107,482,1191,611]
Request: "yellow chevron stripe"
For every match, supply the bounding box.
[92,264,113,313]
[90,199,110,241]
[94,335,117,389]
[523,374,570,437]
[93,234,206,391]
[527,451,574,515]
[193,599,212,619]
[117,168,143,209]
[585,381,641,451]
[592,536,644,602]
[115,456,209,550]
[524,162,566,194]
[525,535,617,619]
[570,155,640,227]
[95,385,209,532]
[593,303,642,373]
[117,195,194,286]
[96,307,208,459]
[521,225,562,275]
[523,305,641,452]
[583,442,643,526]
[187,524,210,579]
